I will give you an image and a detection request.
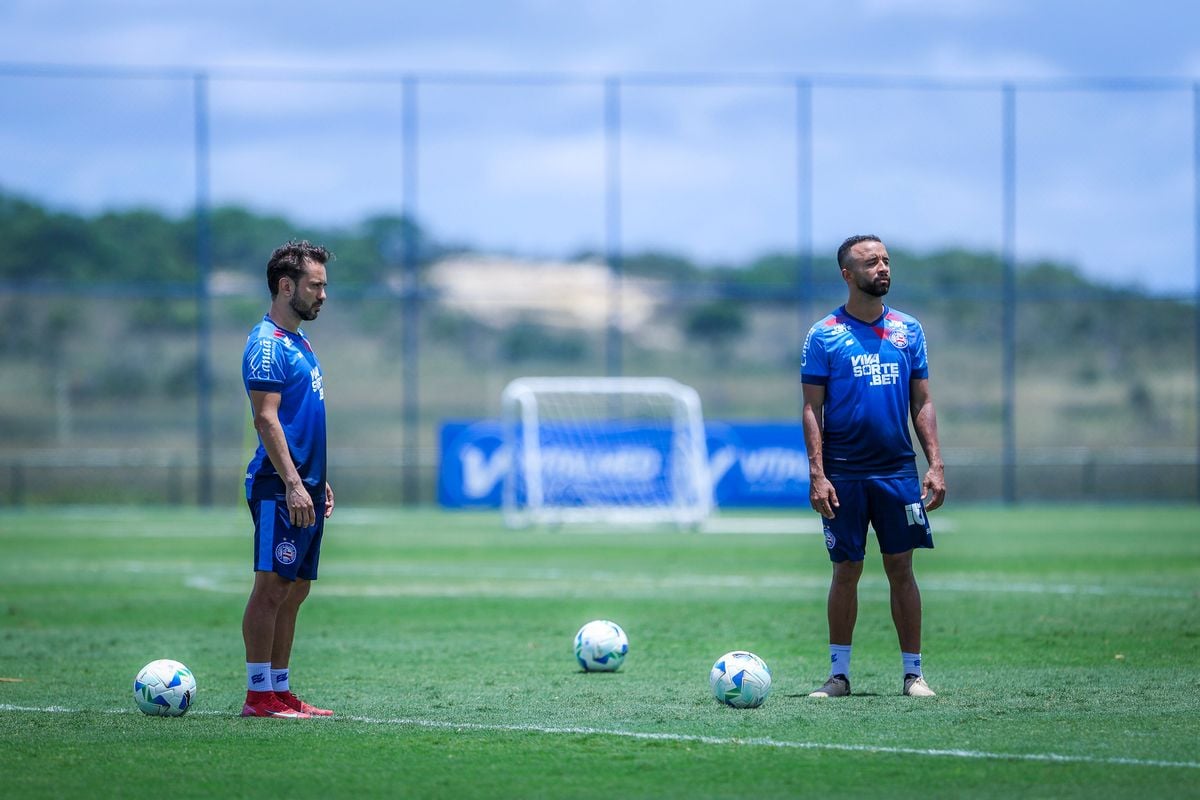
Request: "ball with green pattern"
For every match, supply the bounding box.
[133,659,196,716]
[574,620,629,672]
[710,650,771,708]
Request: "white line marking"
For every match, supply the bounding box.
[701,517,958,534]
[0,704,1194,770]
[180,571,1194,599]
[701,518,819,534]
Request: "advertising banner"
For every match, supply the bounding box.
[437,419,809,509]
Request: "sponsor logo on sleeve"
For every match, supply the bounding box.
[249,338,275,381]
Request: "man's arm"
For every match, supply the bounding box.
[249,389,316,528]
[909,378,946,511]
[802,383,838,519]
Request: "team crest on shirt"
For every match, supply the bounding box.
[275,541,298,565]
[884,318,909,348]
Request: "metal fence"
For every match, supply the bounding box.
[1,64,1197,506]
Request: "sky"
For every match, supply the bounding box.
[1,0,1198,292]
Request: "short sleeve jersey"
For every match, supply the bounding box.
[242,315,327,500]
[800,305,928,479]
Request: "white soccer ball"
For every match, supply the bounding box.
[574,619,629,672]
[133,659,196,717]
[709,650,772,708]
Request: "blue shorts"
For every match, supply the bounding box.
[248,495,325,581]
[821,476,933,563]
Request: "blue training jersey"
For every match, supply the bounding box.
[800,305,928,479]
[242,315,327,499]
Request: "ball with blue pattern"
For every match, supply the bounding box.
[710,650,771,708]
[574,620,629,672]
[133,659,196,717]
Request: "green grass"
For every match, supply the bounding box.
[1,505,1198,798]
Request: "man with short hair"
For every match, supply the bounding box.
[801,234,946,698]
[240,240,336,718]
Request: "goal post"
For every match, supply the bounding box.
[500,377,713,528]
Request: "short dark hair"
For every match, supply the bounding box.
[267,240,332,297]
[836,234,883,269]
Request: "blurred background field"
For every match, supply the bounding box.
[0,196,1195,505]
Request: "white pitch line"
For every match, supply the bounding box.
[1,704,1195,771]
[701,517,820,534]
[180,571,1194,600]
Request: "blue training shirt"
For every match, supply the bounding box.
[800,305,928,480]
[242,315,327,500]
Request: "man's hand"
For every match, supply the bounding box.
[809,475,840,519]
[287,483,316,528]
[324,482,335,519]
[922,466,946,512]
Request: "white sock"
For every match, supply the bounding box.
[902,651,923,677]
[246,662,271,692]
[830,644,852,679]
[271,668,290,693]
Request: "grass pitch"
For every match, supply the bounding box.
[1,505,1198,798]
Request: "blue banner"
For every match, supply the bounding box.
[437,419,809,509]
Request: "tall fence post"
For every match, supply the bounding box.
[1001,83,1018,505]
[194,71,214,507]
[795,78,813,414]
[401,75,421,505]
[1194,82,1200,503]
[605,77,623,378]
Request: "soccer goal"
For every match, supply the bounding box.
[500,377,713,528]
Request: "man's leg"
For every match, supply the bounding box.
[269,577,310,668]
[882,549,935,696]
[243,571,295,664]
[828,559,863,646]
[810,559,862,697]
[881,549,920,653]
[268,579,334,716]
[241,572,311,717]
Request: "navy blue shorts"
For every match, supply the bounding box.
[248,495,325,581]
[821,476,933,563]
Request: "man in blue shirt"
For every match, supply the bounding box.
[801,235,946,698]
[240,240,336,719]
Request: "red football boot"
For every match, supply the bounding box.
[240,690,312,718]
[275,690,334,716]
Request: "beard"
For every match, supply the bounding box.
[856,274,890,297]
[290,294,321,321]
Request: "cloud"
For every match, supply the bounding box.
[0,0,1196,291]
[912,43,1067,80]
[859,0,1005,20]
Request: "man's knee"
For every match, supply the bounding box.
[249,571,294,607]
[881,551,916,585]
[288,578,312,605]
[831,560,864,586]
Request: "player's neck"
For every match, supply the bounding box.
[267,302,301,333]
[843,295,884,324]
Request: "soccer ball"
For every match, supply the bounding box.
[574,619,629,672]
[133,659,196,717]
[709,650,772,708]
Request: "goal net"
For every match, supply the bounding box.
[501,377,712,528]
